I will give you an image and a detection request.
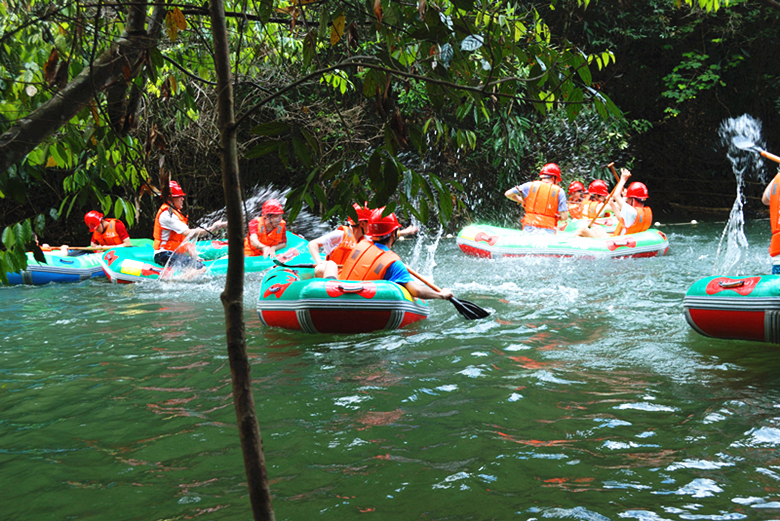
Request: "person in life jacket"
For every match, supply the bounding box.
[504,163,569,234]
[577,169,652,238]
[244,199,287,257]
[566,181,586,220]
[309,203,371,278]
[84,211,132,250]
[333,208,453,300]
[153,180,226,269]
[580,179,613,220]
[762,169,780,273]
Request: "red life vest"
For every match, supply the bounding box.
[522,181,561,230]
[613,205,653,236]
[91,218,123,246]
[244,217,287,256]
[339,239,401,281]
[327,225,357,265]
[769,175,780,256]
[153,204,188,252]
[567,202,583,220]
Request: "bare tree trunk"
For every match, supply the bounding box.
[0,1,154,173]
[208,1,275,520]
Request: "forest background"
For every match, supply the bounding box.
[1,0,779,253]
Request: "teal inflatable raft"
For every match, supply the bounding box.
[457,223,669,259]
[5,239,152,286]
[257,265,430,334]
[99,232,312,283]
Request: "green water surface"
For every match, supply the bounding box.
[3,221,780,520]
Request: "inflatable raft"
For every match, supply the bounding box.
[257,266,430,334]
[457,224,669,259]
[684,275,780,344]
[99,231,311,283]
[5,239,152,286]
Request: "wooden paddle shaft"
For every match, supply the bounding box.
[762,150,780,164]
[607,162,619,182]
[405,266,441,292]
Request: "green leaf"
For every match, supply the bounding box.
[245,140,281,159]
[21,219,33,244]
[114,197,124,219]
[292,136,312,167]
[250,121,290,136]
[2,226,15,248]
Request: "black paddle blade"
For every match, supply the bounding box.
[449,296,490,320]
[272,259,316,269]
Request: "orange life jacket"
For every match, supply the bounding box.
[582,200,611,219]
[522,181,562,230]
[567,202,583,220]
[327,225,357,265]
[339,239,401,281]
[769,175,780,256]
[91,218,123,246]
[244,217,287,256]
[612,205,653,236]
[153,204,188,252]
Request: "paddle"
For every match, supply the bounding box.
[272,259,341,269]
[607,162,620,182]
[405,266,490,320]
[733,137,780,164]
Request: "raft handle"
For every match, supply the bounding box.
[718,280,745,289]
[338,283,365,293]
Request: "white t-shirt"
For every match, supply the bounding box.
[155,209,190,253]
[615,203,638,235]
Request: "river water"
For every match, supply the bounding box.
[4,220,780,520]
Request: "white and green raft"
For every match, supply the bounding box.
[457,223,669,259]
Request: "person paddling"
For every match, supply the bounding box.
[153,180,226,270]
[84,211,132,250]
[576,169,652,239]
[504,163,569,235]
[244,199,287,258]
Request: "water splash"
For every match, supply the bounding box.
[712,115,764,275]
[200,184,330,240]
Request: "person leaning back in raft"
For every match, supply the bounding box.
[576,169,652,239]
[504,163,569,235]
[84,210,132,250]
[762,170,780,274]
[308,203,371,278]
[153,180,226,270]
[244,199,287,258]
[319,208,453,301]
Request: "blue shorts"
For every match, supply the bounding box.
[154,251,205,270]
[772,264,780,275]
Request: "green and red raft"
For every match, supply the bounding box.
[683,275,780,344]
[257,265,430,334]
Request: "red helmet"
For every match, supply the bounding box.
[539,163,561,181]
[262,199,284,215]
[626,182,649,200]
[348,203,371,225]
[169,181,186,198]
[84,211,103,231]
[368,207,401,238]
[568,181,585,194]
[587,179,609,196]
